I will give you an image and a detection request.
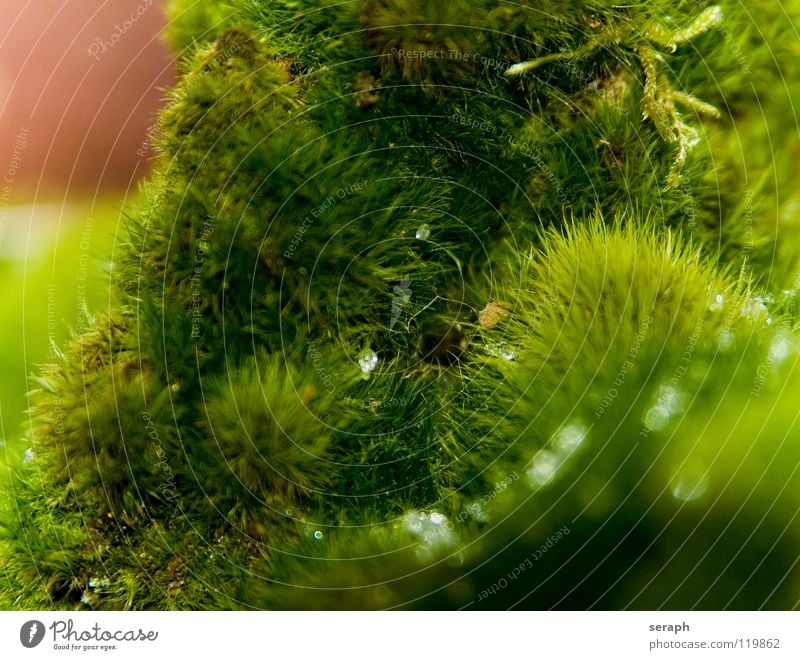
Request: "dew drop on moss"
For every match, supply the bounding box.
[717,329,735,351]
[741,295,767,319]
[403,511,424,534]
[527,450,558,487]
[358,350,378,374]
[643,406,671,432]
[672,462,710,502]
[402,510,457,556]
[554,422,587,455]
[486,342,516,361]
[466,502,489,523]
[643,384,687,432]
[768,334,792,364]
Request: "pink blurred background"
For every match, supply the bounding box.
[0,1,175,439]
[0,0,174,200]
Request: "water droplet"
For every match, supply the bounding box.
[358,349,379,374]
[312,530,324,540]
[768,334,792,364]
[402,510,457,557]
[717,329,735,351]
[486,342,516,361]
[466,502,489,523]
[403,511,424,534]
[644,406,671,432]
[672,462,710,502]
[643,384,687,432]
[554,422,587,455]
[499,347,516,361]
[415,224,431,240]
[664,386,686,412]
[527,450,558,487]
[709,293,724,312]
[741,295,767,319]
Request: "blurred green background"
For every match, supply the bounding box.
[0,206,116,449]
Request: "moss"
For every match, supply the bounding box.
[2,0,800,609]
